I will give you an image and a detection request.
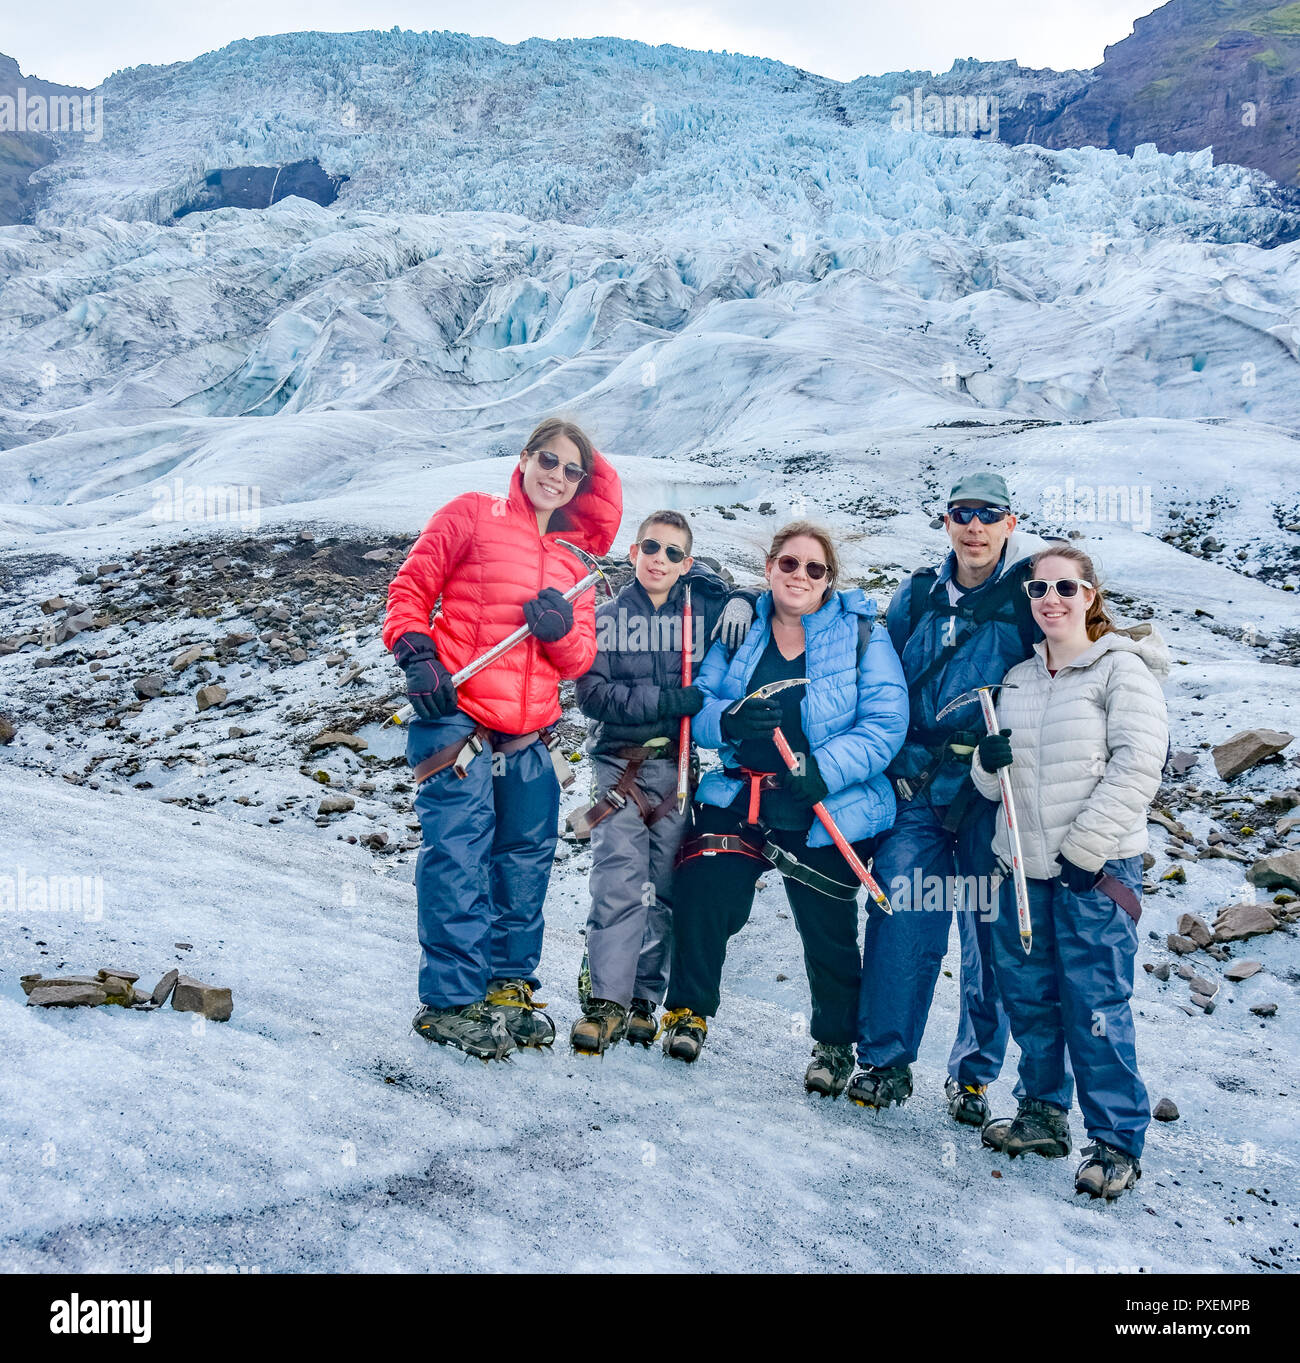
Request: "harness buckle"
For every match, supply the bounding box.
[451,732,485,779]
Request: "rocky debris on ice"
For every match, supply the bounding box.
[20,963,231,1019]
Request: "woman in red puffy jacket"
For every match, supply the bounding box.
[383,417,621,1059]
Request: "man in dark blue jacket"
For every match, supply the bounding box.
[572,511,751,1053]
[850,473,1047,1124]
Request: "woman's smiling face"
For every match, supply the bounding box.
[1030,553,1094,642]
[766,534,829,616]
[518,435,584,516]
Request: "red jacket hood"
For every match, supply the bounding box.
[506,448,621,557]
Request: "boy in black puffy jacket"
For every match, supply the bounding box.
[571,511,751,1052]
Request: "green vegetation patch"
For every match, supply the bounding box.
[1250,4,1300,36]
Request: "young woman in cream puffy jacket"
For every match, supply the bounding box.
[970,542,1168,1202]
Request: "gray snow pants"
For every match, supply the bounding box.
[585,753,687,1009]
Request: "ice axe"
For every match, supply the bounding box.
[384,539,610,728]
[727,679,894,914]
[936,683,1032,953]
[677,582,693,815]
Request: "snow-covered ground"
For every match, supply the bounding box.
[0,762,1295,1274]
[1,30,1298,1274]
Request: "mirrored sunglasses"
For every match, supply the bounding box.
[948,505,1010,525]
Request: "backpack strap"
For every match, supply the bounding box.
[855,604,876,665]
[908,566,939,639]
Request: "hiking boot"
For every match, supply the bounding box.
[1074,1140,1141,1201]
[412,1002,514,1061]
[982,1098,1071,1158]
[485,978,556,1049]
[661,1007,707,1063]
[570,998,627,1055]
[847,1064,913,1110]
[625,998,659,1047]
[945,1077,991,1127]
[805,1042,855,1098]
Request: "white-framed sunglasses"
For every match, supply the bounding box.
[1024,578,1094,600]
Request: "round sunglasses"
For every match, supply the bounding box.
[637,537,688,563]
[1024,578,1094,599]
[947,505,1010,525]
[773,554,829,581]
[531,448,587,485]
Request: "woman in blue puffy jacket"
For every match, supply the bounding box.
[660,521,909,1095]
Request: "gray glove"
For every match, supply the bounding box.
[712,593,756,652]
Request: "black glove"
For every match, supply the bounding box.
[720,696,781,742]
[977,728,1013,772]
[392,631,457,721]
[658,685,704,720]
[523,587,573,643]
[784,753,829,808]
[1058,855,1101,895]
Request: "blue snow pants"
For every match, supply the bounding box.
[408,711,560,1009]
[856,793,1010,1087]
[988,856,1150,1157]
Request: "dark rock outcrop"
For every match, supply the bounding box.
[1027,0,1300,188]
[0,52,92,225]
[174,158,347,218]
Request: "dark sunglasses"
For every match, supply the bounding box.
[947,505,1010,525]
[637,538,687,563]
[774,555,829,581]
[1024,578,1094,599]
[532,449,586,485]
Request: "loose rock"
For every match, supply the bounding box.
[1149,810,1193,841]
[196,684,228,711]
[1249,1003,1277,1018]
[171,975,233,1022]
[1152,1098,1179,1121]
[309,730,368,753]
[1177,912,1212,947]
[318,794,355,814]
[171,644,213,671]
[27,983,108,1007]
[1225,960,1263,981]
[150,968,180,1006]
[1213,901,1279,942]
[99,976,134,1003]
[1247,850,1300,893]
[1212,728,1294,781]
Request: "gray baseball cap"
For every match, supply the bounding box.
[947,472,1011,508]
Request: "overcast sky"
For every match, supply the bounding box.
[5,0,1161,88]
